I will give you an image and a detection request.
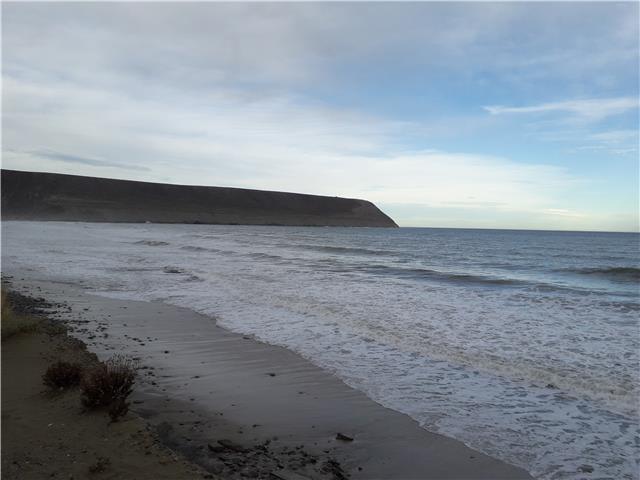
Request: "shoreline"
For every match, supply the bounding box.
[4,271,532,479]
[1,285,210,479]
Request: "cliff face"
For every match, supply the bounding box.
[1,170,398,228]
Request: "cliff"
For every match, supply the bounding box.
[1,170,398,228]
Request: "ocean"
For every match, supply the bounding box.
[2,221,638,479]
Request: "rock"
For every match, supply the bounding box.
[321,459,348,480]
[207,443,226,454]
[335,433,354,442]
[243,467,259,478]
[217,439,247,453]
[271,468,315,480]
[205,460,224,474]
[270,469,314,480]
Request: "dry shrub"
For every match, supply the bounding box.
[108,397,130,422]
[43,361,83,389]
[81,355,136,420]
[1,290,39,339]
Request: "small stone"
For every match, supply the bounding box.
[207,443,225,454]
[335,433,354,442]
[217,439,247,453]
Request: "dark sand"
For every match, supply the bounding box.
[1,291,209,479]
[5,274,532,479]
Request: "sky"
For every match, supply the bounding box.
[2,2,639,231]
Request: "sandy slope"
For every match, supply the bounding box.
[1,295,209,480]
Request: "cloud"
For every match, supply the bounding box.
[2,73,580,218]
[589,130,639,144]
[346,151,579,213]
[484,97,639,122]
[31,150,150,172]
[2,3,637,95]
[543,208,586,218]
[1,2,637,231]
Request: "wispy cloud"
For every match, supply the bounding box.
[484,97,639,122]
[32,150,150,172]
[589,130,639,145]
[543,208,586,218]
[1,2,637,231]
[2,74,580,218]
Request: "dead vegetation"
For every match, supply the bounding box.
[1,290,40,339]
[81,355,136,421]
[43,361,84,389]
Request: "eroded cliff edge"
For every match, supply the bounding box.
[1,170,398,227]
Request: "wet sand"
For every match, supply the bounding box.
[5,272,532,479]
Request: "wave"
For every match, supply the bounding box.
[303,244,395,257]
[245,252,285,261]
[563,266,640,282]
[180,245,237,256]
[361,264,527,287]
[180,245,209,252]
[133,240,169,246]
[163,266,185,274]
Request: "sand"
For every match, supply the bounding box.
[3,273,532,479]
[1,291,209,479]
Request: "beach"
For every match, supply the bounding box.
[2,273,531,479]
[1,286,209,479]
[3,2,637,478]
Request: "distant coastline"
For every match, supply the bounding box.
[1,169,398,228]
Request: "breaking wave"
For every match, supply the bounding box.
[563,266,640,282]
[133,240,170,246]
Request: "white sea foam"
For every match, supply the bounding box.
[2,221,638,479]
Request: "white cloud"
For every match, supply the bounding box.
[2,2,637,94]
[543,208,586,218]
[2,2,637,230]
[3,74,581,221]
[590,130,639,144]
[484,97,639,122]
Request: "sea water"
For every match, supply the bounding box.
[2,221,638,479]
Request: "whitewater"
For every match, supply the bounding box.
[2,221,638,479]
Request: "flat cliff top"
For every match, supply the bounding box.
[1,169,398,227]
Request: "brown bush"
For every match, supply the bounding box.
[43,361,83,389]
[108,396,130,422]
[81,355,136,420]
